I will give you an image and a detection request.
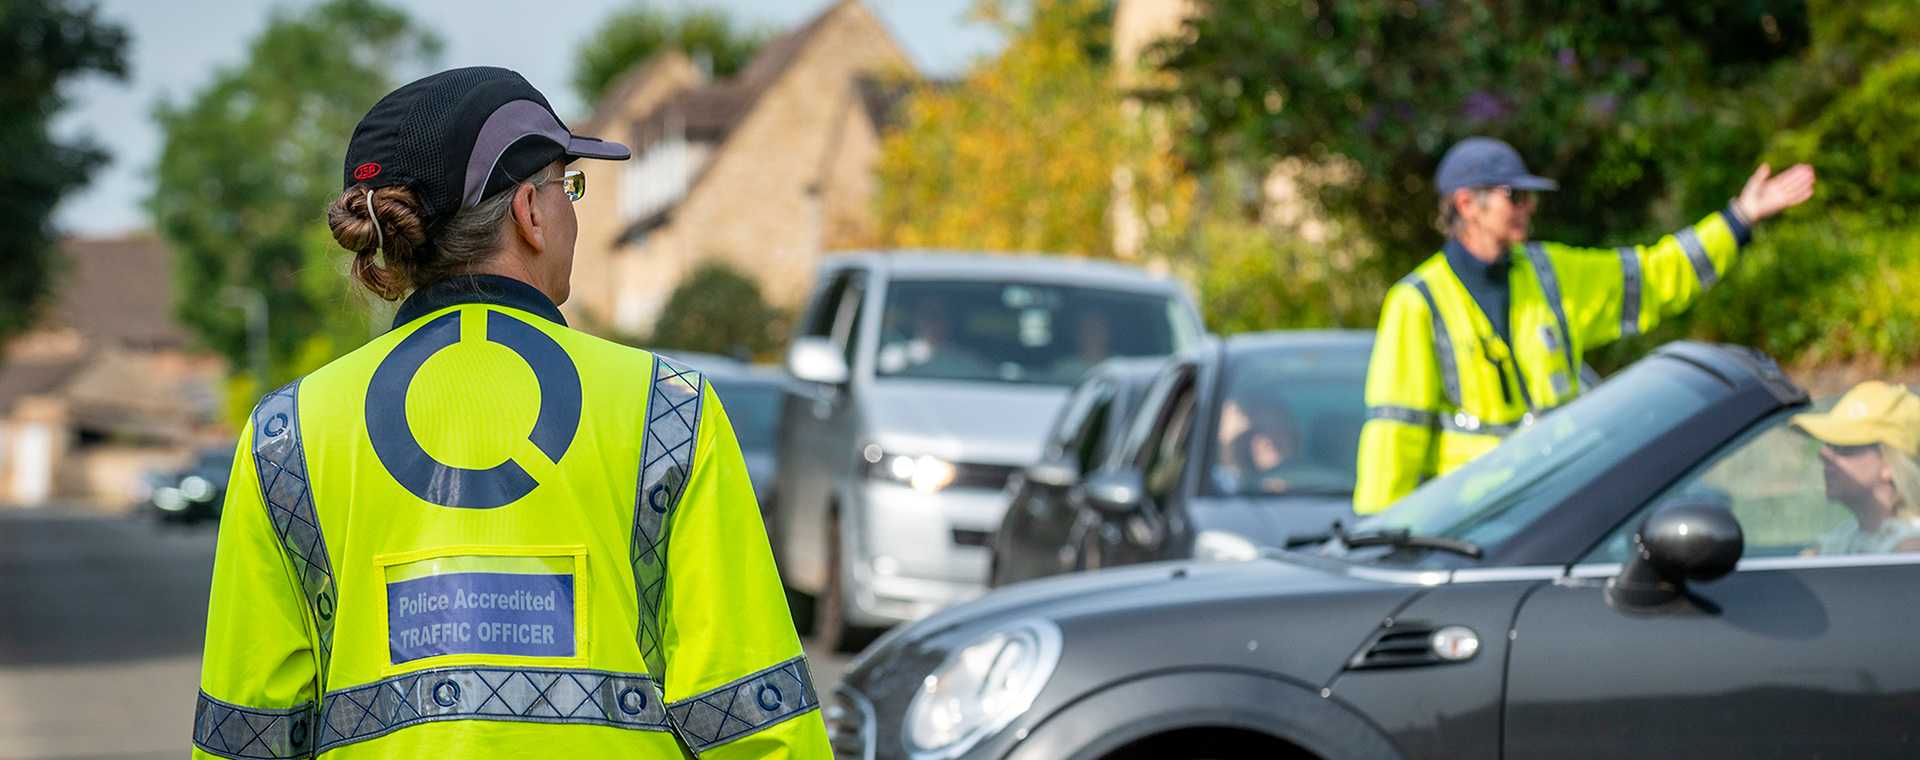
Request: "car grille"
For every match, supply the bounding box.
[951,462,1018,490]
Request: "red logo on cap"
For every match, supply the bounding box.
[353,162,382,181]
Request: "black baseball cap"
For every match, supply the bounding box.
[1434,137,1558,196]
[342,66,630,235]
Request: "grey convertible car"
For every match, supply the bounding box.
[828,342,1920,760]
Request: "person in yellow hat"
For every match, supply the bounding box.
[1790,381,1920,556]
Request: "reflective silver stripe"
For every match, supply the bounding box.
[1408,276,1462,407]
[1617,246,1641,337]
[194,692,317,759]
[1675,226,1717,289]
[315,666,670,752]
[1525,243,1579,387]
[251,381,336,677]
[631,355,704,676]
[668,655,820,755]
[1367,405,1437,428]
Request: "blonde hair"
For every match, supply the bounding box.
[1883,443,1920,518]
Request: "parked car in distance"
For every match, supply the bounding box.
[669,352,790,510]
[144,446,235,524]
[772,251,1204,649]
[989,357,1164,587]
[831,342,1920,760]
[993,331,1372,586]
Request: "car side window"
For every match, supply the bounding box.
[1584,409,1920,563]
[800,271,852,339]
[1044,380,1105,458]
[1141,379,1198,505]
[1074,395,1116,474]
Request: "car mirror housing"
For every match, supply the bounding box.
[787,337,849,385]
[1024,458,1080,489]
[1083,470,1145,517]
[1608,498,1744,607]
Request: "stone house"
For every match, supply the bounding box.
[565,0,916,336]
[0,236,226,510]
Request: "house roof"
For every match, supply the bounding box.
[0,355,88,415]
[44,235,189,350]
[628,3,841,148]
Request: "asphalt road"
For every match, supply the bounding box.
[0,511,850,760]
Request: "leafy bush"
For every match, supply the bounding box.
[645,260,789,361]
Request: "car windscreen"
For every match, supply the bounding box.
[709,378,781,452]
[1204,344,1370,498]
[873,280,1190,386]
[1349,357,1720,561]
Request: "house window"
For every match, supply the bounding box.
[620,138,712,224]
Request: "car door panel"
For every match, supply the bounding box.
[774,270,864,592]
[1505,563,1920,759]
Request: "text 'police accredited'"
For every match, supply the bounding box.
[386,570,575,663]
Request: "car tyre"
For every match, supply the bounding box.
[814,511,855,652]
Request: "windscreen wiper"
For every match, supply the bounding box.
[1284,521,1484,559]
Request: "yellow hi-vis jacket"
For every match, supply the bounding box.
[1354,207,1752,513]
[193,276,829,759]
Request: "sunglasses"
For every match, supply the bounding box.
[537,169,586,202]
[1486,186,1538,207]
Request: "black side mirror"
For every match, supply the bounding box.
[1024,458,1080,490]
[1608,498,1744,608]
[1083,470,1145,518]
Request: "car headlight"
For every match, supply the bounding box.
[862,444,957,493]
[1193,530,1261,562]
[180,475,215,502]
[905,619,1061,758]
[153,487,188,512]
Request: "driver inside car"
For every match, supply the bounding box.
[1790,381,1920,556]
[1214,398,1302,495]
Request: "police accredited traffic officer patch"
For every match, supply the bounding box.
[377,547,589,668]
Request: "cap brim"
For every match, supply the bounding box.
[566,135,630,161]
[1510,175,1559,191]
[1791,413,1881,447]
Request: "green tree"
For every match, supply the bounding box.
[874,0,1131,257]
[572,4,770,105]
[0,0,126,343]
[646,260,788,360]
[149,0,438,388]
[1154,0,1810,283]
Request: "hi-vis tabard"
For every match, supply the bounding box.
[1353,208,1752,513]
[193,276,829,758]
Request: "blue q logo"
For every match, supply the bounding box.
[366,311,581,508]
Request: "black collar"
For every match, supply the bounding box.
[391,274,568,331]
[1444,237,1511,282]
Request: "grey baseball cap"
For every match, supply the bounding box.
[1434,137,1558,196]
[342,66,631,237]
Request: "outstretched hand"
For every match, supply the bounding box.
[1735,163,1816,223]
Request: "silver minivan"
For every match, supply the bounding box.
[769,251,1203,647]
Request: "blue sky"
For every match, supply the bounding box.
[51,0,1005,236]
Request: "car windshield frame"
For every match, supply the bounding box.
[870,278,1193,387]
[1199,341,1372,500]
[1311,356,1732,568]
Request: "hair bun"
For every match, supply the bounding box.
[327,185,429,300]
